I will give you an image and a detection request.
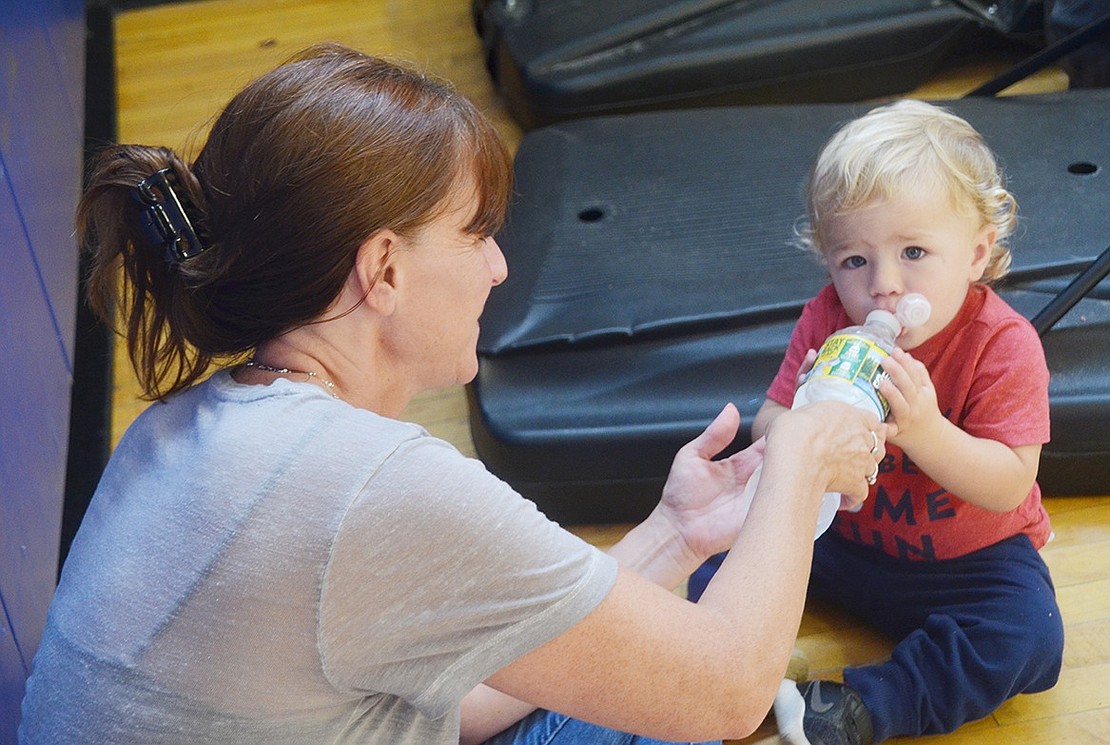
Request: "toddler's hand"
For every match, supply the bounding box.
[793,348,818,391]
[879,347,942,449]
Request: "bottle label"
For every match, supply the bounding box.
[806,333,891,418]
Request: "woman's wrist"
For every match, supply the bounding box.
[760,412,829,504]
[606,508,701,592]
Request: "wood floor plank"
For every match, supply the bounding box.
[1041,498,1110,533]
[1064,616,1110,668]
[994,660,1110,726]
[1042,537,1110,588]
[900,706,1110,745]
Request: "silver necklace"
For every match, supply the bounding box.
[243,358,338,399]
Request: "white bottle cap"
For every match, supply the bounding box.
[865,309,900,337]
[896,293,931,329]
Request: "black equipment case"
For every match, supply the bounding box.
[467,91,1110,524]
[473,0,1044,129]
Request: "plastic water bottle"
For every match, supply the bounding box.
[794,293,932,418]
[803,293,931,534]
[736,293,932,539]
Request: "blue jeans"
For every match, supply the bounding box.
[482,709,720,745]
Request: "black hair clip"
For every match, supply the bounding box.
[132,168,208,262]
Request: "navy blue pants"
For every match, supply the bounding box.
[809,532,1063,742]
[687,533,1063,742]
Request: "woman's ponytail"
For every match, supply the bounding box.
[79,145,217,399]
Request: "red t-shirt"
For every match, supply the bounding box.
[766,284,1052,560]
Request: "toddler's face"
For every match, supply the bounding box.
[821,184,995,349]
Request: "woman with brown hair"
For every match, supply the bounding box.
[19,44,883,745]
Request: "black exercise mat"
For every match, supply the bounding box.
[474,0,1044,129]
[471,91,1110,524]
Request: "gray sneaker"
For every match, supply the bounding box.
[775,679,874,745]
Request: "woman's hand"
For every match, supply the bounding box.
[655,403,766,563]
[769,401,884,511]
[610,400,883,590]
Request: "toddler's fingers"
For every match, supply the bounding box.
[794,348,818,387]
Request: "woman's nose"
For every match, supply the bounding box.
[485,237,508,286]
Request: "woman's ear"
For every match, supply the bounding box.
[355,229,400,315]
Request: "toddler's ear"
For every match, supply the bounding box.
[969,223,997,282]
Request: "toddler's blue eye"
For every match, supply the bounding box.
[844,255,866,268]
[904,246,925,260]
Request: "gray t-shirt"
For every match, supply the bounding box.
[20,371,617,743]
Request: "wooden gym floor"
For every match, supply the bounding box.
[108,2,1108,742]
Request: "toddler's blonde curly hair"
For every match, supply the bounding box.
[796,99,1017,283]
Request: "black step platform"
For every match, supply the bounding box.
[469,91,1110,524]
[473,0,1044,129]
